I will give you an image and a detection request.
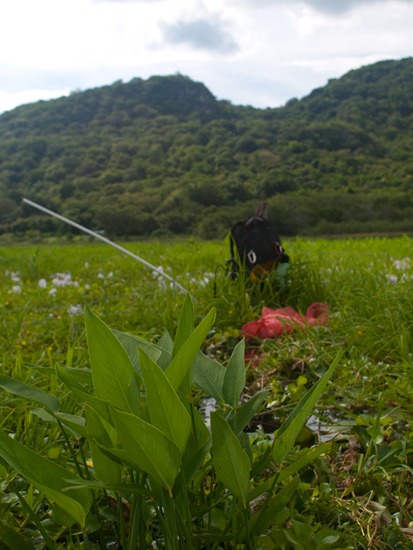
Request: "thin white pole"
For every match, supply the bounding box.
[22,198,188,295]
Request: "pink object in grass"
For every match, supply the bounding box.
[241,303,329,339]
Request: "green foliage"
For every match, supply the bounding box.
[0,295,340,548]
[2,238,413,547]
[1,59,413,238]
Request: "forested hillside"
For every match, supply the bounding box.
[1,57,413,239]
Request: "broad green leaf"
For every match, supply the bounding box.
[31,408,88,438]
[55,412,87,436]
[314,528,340,547]
[39,487,87,527]
[55,375,120,446]
[0,522,35,550]
[110,406,181,493]
[85,307,140,414]
[193,352,225,402]
[85,405,122,484]
[112,329,162,373]
[0,431,92,527]
[222,339,246,406]
[211,412,250,507]
[181,437,212,490]
[0,373,59,412]
[155,330,174,370]
[166,308,216,391]
[272,350,341,464]
[56,363,88,394]
[140,349,191,455]
[172,293,194,356]
[181,405,212,486]
[229,390,269,436]
[58,366,92,387]
[158,330,174,353]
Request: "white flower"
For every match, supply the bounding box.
[8,271,21,282]
[386,274,398,284]
[11,285,21,294]
[38,278,47,288]
[67,304,83,316]
[52,272,75,287]
[49,288,57,296]
[394,258,411,271]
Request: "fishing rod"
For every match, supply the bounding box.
[22,198,188,295]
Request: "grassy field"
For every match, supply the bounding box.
[1,236,413,549]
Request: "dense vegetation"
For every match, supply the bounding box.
[2,237,413,548]
[1,57,413,239]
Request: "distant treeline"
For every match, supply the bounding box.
[1,58,413,239]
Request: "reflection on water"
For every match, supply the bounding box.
[199,397,350,444]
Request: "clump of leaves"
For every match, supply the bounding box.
[0,296,341,549]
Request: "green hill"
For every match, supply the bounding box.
[1,58,413,239]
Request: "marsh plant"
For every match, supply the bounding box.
[0,295,341,549]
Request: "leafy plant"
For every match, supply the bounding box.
[0,295,341,548]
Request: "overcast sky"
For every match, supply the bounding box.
[0,0,412,114]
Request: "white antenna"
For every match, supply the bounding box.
[22,198,188,295]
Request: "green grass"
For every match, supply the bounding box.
[1,236,413,548]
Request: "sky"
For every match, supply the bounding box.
[0,0,412,115]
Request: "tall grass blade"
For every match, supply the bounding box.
[278,442,331,483]
[229,390,269,436]
[272,350,341,464]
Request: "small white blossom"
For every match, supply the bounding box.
[38,278,47,288]
[11,285,22,294]
[49,288,57,296]
[52,273,70,286]
[394,258,411,271]
[7,271,21,282]
[67,304,83,316]
[51,272,77,287]
[386,274,398,284]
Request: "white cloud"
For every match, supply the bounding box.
[160,15,239,53]
[0,0,412,113]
